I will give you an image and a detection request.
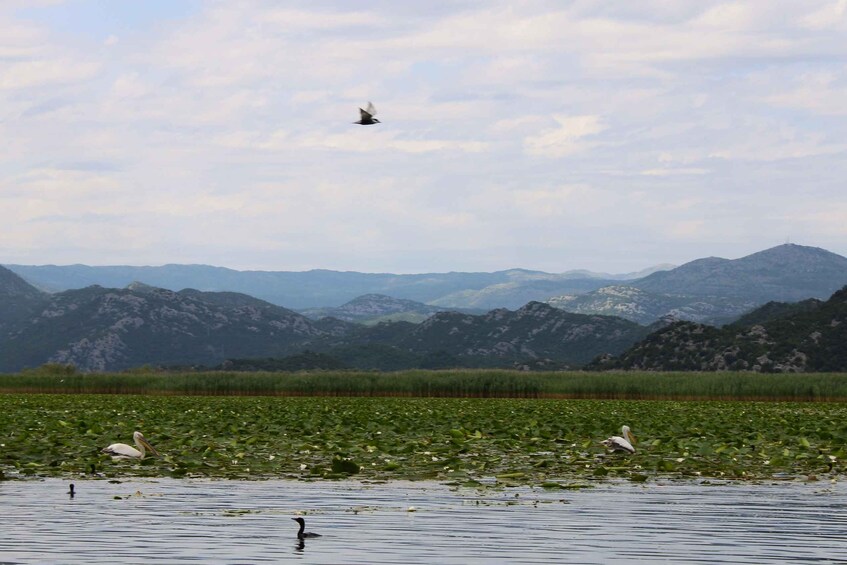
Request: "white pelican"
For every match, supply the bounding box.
[102,431,159,460]
[602,425,636,454]
[292,517,321,539]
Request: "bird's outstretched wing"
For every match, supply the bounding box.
[365,101,377,116]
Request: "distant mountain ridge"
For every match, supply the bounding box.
[3,263,672,310]
[300,293,480,324]
[630,244,847,301]
[548,244,847,325]
[5,244,847,327]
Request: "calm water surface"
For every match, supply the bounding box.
[1,478,845,564]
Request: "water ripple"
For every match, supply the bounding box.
[0,479,845,564]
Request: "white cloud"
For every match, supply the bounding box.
[640,168,710,176]
[300,131,489,154]
[801,0,847,30]
[765,72,847,116]
[260,8,387,30]
[2,1,847,272]
[524,115,606,158]
[0,58,100,90]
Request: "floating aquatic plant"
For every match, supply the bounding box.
[1,395,845,484]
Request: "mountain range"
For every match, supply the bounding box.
[5,244,847,326]
[0,267,649,372]
[4,243,847,373]
[3,263,670,311]
[589,286,847,372]
[548,244,847,325]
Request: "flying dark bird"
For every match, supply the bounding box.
[354,102,380,125]
[292,517,321,539]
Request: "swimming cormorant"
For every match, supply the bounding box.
[292,517,321,539]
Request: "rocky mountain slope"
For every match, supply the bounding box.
[588,285,847,372]
[0,266,48,330]
[0,279,347,372]
[324,301,650,369]
[549,245,847,325]
[0,270,648,372]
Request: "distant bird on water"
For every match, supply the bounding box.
[602,425,637,454]
[292,517,321,539]
[102,431,159,460]
[68,483,75,498]
[354,102,380,125]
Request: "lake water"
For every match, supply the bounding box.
[1,478,845,564]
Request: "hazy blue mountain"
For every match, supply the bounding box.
[630,244,847,301]
[428,278,622,310]
[300,293,478,324]
[3,263,669,310]
[550,244,847,325]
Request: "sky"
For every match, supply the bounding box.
[1,1,846,274]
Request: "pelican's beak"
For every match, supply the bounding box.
[626,430,637,445]
[141,438,159,456]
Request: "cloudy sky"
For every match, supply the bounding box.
[2,1,846,274]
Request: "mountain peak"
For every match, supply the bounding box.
[631,243,847,303]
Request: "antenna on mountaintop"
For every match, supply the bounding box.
[785,236,790,245]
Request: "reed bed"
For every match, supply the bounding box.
[2,368,847,400]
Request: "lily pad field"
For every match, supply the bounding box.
[2,391,846,484]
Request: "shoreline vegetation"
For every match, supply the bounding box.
[2,367,847,401]
[1,394,845,483]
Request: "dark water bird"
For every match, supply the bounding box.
[68,483,75,498]
[292,517,321,539]
[354,102,380,125]
[602,425,637,454]
[102,431,159,460]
